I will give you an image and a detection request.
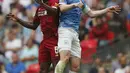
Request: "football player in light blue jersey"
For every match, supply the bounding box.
[55,0,121,73]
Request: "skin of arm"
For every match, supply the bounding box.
[40,3,59,16]
[59,1,84,12]
[59,3,77,12]
[59,0,120,17]
[59,2,109,16]
[36,0,59,16]
[7,1,59,29]
[7,13,40,30]
[82,4,121,18]
[21,56,37,62]
[16,17,39,30]
[87,9,109,18]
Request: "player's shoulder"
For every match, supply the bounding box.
[49,0,59,3]
[49,0,59,7]
[36,5,46,12]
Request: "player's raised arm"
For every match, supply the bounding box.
[35,0,59,16]
[39,1,59,16]
[80,0,121,17]
[7,13,39,30]
[59,0,83,12]
[82,5,121,18]
[59,3,77,12]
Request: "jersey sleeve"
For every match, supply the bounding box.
[82,4,91,13]
[49,0,59,9]
[33,8,40,24]
[59,0,67,4]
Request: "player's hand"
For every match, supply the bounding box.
[7,13,18,22]
[107,5,121,14]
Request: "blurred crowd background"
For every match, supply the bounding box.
[0,0,130,73]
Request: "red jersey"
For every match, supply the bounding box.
[81,39,97,64]
[33,0,59,41]
[89,24,109,40]
[33,0,59,64]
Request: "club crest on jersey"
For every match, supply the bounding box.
[38,8,47,16]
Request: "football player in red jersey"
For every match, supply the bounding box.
[7,0,59,73]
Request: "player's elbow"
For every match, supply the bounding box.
[87,10,96,18]
[60,8,66,12]
[59,5,67,12]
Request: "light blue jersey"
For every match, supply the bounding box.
[59,0,90,31]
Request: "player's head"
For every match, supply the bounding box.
[98,67,106,73]
[117,51,126,60]
[95,16,105,26]
[95,17,102,26]
[12,53,19,64]
[94,57,102,66]
[35,0,48,4]
[119,56,127,68]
